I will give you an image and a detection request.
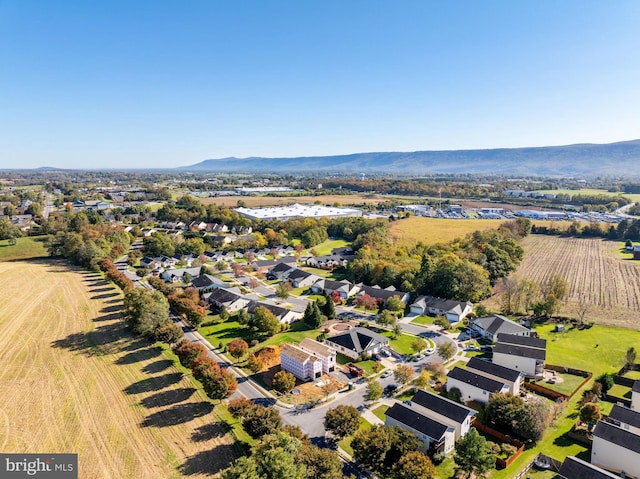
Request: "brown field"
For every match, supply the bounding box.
[390,217,575,246]
[483,235,640,328]
[0,260,239,478]
[199,194,385,207]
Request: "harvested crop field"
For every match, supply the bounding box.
[198,194,384,207]
[485,235,640,328]
[390,217,506,245]
[0,260,239,478]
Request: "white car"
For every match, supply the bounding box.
[425,348,436,356]
[381,370,393,378]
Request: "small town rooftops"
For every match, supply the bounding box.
[448,367,507,393]
[208,287,243,304]
[609,404,640,429]
[497,333,546,349]
[411,389,476,424]
[386,403,450,440]
[466,357,522,382]
[559,456,620,479]
[493,343,546,360]
[593,420,640,454]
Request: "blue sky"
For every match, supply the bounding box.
[1,1,639,169]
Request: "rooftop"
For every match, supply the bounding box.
[411,389,476,424]
[466,357,523,382]
[609,404,640,429]
[496,333,546,349]
[447,367,507,393]
[493,343,546,360]
[559,456,620,479]
[386,403,450,441]
[236,203,361,220]
[593,420,640,455]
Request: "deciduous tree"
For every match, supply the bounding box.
[437,341,456,361]
[394,364,414,385]
[324,405,360,439]
[272,370,296,394]
[454,428,495,478]
[364,378,383,402]
[228,338,249,361]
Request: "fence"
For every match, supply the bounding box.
[524,364,592,401]
[473,422,525,469]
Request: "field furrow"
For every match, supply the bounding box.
[0,260,239,478]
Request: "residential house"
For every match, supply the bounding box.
[446,367,510,404]
[410,296,473,323]
[160,266,201,283]
[191,274,228,292]
[285,268,321,288]
[305,248,355,269]
[469,315,531,343]
[140,255,177,269]
[207,287,250,313]
[492,334,546,379]
[633,380,640,411]
[465,357,523,396]
[324,327,389,360]
[267,262,295,280]
[558,456,620,479]
[407,389,476,441]
[299,338,336,374]
[247,301,302,324]
[608,404,640,435]
[385,402,456,455]
[591,420,640,478]
[311,279,358,300]
[251,256,297,274]
[280,343,323,381]
[356,284,410,307]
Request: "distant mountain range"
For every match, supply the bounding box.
[181,139,640,177]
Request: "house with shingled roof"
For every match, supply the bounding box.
[323,327,389,360]
[446,367,510,404]
[591,419,640,478]
[558,456,620,479]
[385,402,456,455]
[469,314,531,342]
[410,295,473,323]
[465,357,523,396]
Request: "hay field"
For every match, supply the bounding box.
[389,217,507,245]
[484,235,640,328]
[199,194,383,207]
[0,260,239,478]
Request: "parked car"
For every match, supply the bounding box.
[381,370,392,378]
[384,384,398,396]
[425,348,436,355]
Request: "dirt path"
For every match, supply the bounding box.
[0,260,239,478]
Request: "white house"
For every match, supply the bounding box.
[465,357,523,396]
[280,343,323,381]
[408,389,476,441]
[591,420,640,478]
[632,380,640,411]
[311,279,359,300]
[355,284,410,307]
[385,402,456,455]
[469,315,531,343]
[286,268,321,288]
[446,367,509,404]
[492,334,546,379]
[410,296,473,323]
[559,456,620,479]
[608,404,640,435]
[324,327,389,360]
[299,338,336,374]
[160,266,201,283]
[207,287,250,313]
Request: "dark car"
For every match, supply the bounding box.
[384,384,398,396]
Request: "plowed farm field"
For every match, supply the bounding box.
[0,260,239,478]
[485,235,640,328]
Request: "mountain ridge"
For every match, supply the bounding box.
[181,139,640,177]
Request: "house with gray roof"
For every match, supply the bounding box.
[408,389,476,441]
[311,279,358,299]
[207,287,249,313]
[469,315,531,342]
[324,327,389,360]
[492,336,546,379]
[465,357,524,396]
[410,295,473,323]
[559,456,620,479]
[591,420,640,478]
[356,284,410,306]
[285,268,321,288]
[385,402,455,455]
[446,367,510,404]
[191,274,228,292]
[608,404,640,435]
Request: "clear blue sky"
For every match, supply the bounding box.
[1,1,639,169]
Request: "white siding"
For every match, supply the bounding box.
[632,390,640,412]
[446,378,508,404]
[492,352,538,378]
[591,435,640,478]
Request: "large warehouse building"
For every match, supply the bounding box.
[235,203,362,221]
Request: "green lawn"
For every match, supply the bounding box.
[410,315,437,326]
[607,383,632,400]
[381,331,432,355]
[312,239,351,257]
[535,323,640,377]
[335,353,378,376]
[303,266,347,281]
[372,405,389,422]
[338,417,372,456]
[0,236,49,261]
[259,322,320,349]
[533,372,587,396]
[622,369,640,380]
